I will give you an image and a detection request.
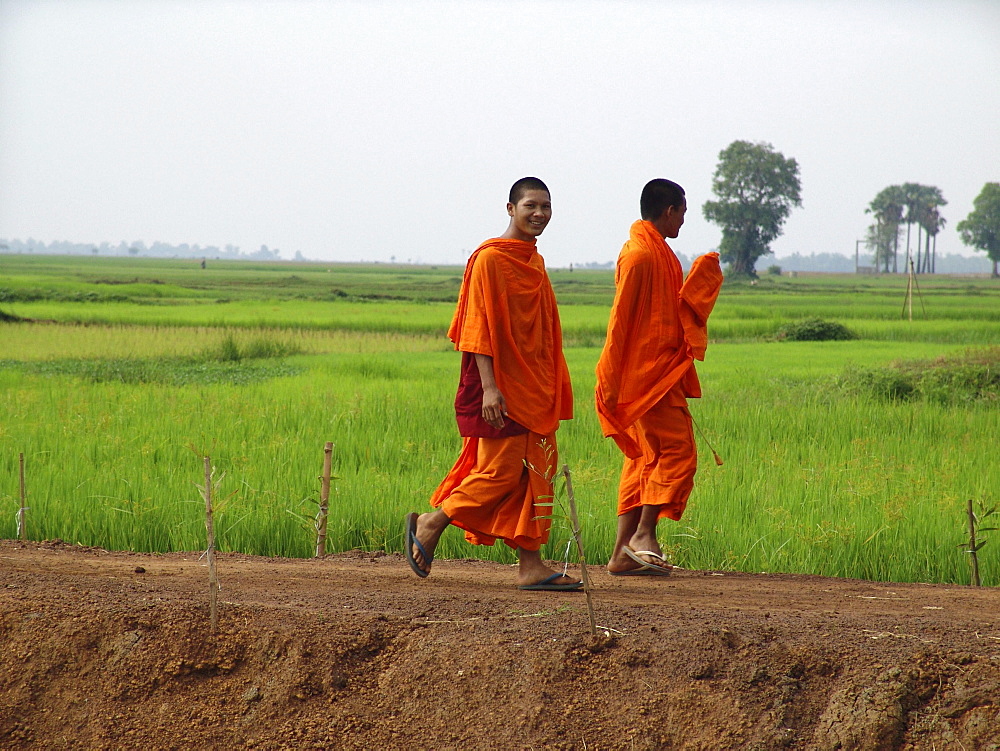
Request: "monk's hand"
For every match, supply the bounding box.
[482,386,507,429]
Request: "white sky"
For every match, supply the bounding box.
[1,0,998,266]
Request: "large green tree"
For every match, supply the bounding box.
[957,182,1000,278]
[702,140,802,277]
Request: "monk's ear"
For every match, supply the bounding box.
[507,202,515,216]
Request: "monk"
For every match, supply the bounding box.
[405,177,581,591]
[596,178,723,576]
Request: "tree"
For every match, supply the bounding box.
[899,183,946,274]
[867,185,905,272]
[864,218,899,272]
[702,140,802,277]
[957,182,1000,278]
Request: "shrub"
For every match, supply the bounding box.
[838,347,1000,405]
[776,318,855,341]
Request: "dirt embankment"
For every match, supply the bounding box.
[1,540,998,750]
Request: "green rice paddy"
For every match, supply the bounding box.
[1,255,998,584]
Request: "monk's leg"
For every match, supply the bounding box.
[608,398,692,572]
[412,509,451,574]
[627,503,668,562]
[607,507,640,573]
[516,546,580,588]
[608,437,649,572]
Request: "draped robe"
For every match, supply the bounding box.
[430,238,573,550]
[595,220,722,519]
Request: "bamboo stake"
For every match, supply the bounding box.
[17,452,27,541]
[316,441,334,557]
[562,465,597,635]
[202,456,220,630]
[967,499,981,588]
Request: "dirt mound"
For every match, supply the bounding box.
[1,541,998,749]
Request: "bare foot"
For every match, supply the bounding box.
[607,550,646,574]
[409,510,449,575]
[516,548,580,588]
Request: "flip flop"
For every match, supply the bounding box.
[518,572,584,591]
[609,566,672,577]
[622,546,673,574]
[404,512,431,578]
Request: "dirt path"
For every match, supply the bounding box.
[1,540,998,749]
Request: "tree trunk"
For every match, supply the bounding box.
[904,221,911,272]
[892,228,899,273]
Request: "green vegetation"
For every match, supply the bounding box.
[839,348,1000,405]
[776,318,855,341]
[1,255,998,585]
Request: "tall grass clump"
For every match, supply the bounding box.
[839,347,1000,405]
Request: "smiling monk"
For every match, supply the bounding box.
[596,178,723,576]
[405,177,580,591]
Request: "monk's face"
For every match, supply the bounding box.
[506,189,552,240]
[662,200,687,239]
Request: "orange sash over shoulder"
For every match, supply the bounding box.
[449,238,573,434]
[595,220,722,458]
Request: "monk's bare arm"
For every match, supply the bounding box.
[474,353,506,429]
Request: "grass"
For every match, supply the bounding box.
[1,254,998,585]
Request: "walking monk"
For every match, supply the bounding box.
[596,178,723,576]
[405,177,581,591]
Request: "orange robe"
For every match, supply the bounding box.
[431,238,573,550]
[595,220,722,520]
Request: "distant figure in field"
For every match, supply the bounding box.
[405,177,580,591]
[596,178,723,576]
[200,258,206,269]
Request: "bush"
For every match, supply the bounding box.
[767,265,782,276]
[776,318,855,341]
[838,348,1000,405]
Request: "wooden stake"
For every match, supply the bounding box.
[316,442,334,557]
[967,499,981,588]
[202,456,220,630]
[17,452,27,541]
[562,464,597,635]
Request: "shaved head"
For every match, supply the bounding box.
[640,179,685,220]
[509,176,550,205]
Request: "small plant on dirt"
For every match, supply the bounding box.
[776,317,855,341]
[960,499,997,587]
[526,439,599,635]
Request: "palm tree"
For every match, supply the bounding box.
[867,186,906,272]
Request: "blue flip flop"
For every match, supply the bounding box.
[404,512,431,578]
[518,572,584,591]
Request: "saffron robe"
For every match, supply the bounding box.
[595,220,722,517]
[431,238,573,549]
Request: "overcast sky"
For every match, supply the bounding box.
[1,0,998,267]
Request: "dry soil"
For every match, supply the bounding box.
[1,540,998,750]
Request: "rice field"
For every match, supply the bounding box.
[1,255,998,584]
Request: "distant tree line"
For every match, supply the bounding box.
[697,140,997,278]
[865,181,1000,277]
[0,238,282,261]
[865,183,946,274]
